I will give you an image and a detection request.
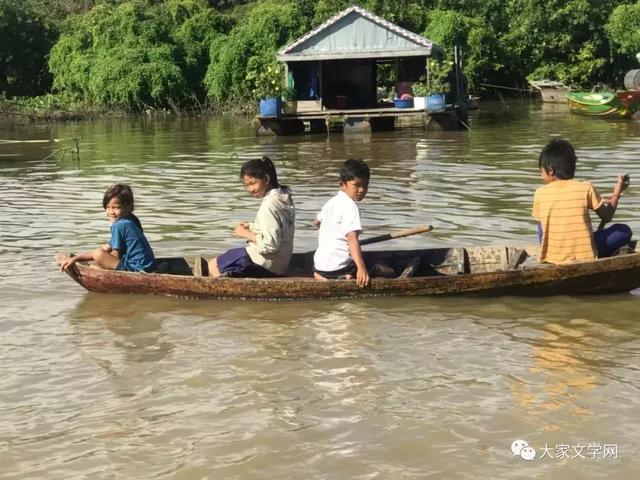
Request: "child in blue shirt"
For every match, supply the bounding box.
[59,184,156,273]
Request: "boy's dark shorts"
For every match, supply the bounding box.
[314,262,357,279]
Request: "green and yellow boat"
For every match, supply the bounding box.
[567,91,640,118]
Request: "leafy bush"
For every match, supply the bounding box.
[424,8,501,90]
[204,0,306,103]
[48,0,235,110]
[427,59,451,95]
[169,0,234,98]
[246,62,286,99]
[49,2,190,109]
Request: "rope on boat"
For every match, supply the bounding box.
[480,83,535,93]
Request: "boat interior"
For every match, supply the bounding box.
[153,245,540,278]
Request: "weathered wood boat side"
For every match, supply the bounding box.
[530,80,571,103]
[55,244,640,300]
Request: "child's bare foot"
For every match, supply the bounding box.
[207,257,220,278]
[314,272,328,281]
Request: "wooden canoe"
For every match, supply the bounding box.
[567,91,640,118]
[55,243,640,300]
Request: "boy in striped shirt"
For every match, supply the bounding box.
[532,139,632,264]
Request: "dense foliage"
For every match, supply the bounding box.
[3,0,640,112]
[204,0,304,103]
[0,0,57,96]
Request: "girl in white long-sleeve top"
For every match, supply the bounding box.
[208,156,295,277]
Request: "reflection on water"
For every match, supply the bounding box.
[2,101,640,478]
[511,320,601,430]
[70,294,175,369]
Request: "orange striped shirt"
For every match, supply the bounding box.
[532,180,604,264]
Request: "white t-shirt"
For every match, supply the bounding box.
[313,190,362,272]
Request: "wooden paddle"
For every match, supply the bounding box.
[359,225,433,246]
[302,225,433,257]
[597,174,630,232]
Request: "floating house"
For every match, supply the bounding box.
[257,5,461,135]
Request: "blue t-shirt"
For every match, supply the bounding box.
[109,216,155,272]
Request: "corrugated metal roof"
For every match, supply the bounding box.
[277,5,441,61]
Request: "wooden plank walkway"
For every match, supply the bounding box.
[258,107,427,120]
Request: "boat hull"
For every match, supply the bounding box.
[567,91,640,118]
[55,245,640,300]
[530,80,571,103]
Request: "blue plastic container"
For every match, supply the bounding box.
[259,97,282,117]
[394,98,414,109]
[426,93,446,112]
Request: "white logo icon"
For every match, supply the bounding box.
[511,439,536,461]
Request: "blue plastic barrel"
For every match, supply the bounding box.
[259,97,282,117]
[426,93,446,112]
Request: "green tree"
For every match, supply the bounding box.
[204,0,305,103]
[606,2,640,55]
[168,0,234,99]
[501,0,624,88]
[311,0,351,26]
[49,1,187,109]
[424,8,502,89]
[0,0,57,96]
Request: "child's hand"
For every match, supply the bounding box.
[356,267,370,287]
[614,174,630,195]
[613,175,626,196]
[313,219,321,229]
[59,256,77,272]
[101,244,112,253]
[233,223,251,238]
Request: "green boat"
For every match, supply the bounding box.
[567,91,640,118]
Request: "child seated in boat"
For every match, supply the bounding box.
[59,184,156,272]
[313,159,394,286]
[532,138,632,264]
[208,156,295,278]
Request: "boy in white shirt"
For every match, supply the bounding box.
[313,159,372,286]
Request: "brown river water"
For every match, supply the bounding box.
[1,101,640,479]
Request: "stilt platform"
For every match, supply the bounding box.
[255,106,428,135]
[255,104,470,135]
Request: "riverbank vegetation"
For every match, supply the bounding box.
[3,0,640,118]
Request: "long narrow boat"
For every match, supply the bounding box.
[567,91,640,118]
[55,242,640,300]
[530,79,571,103]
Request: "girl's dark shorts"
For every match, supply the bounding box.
[217,247,279,278]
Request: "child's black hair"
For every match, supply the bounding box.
[240,156,286,190]
[340,159,370,183]
[538,139,577,180]
[102,183,143,231]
